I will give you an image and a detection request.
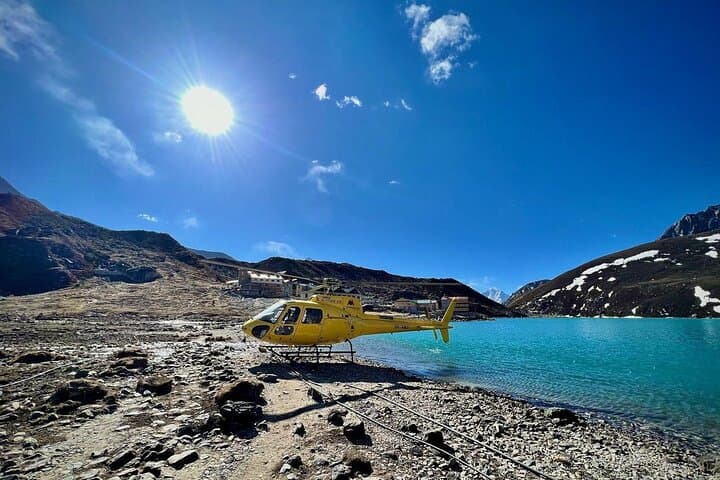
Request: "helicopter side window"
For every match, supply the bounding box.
[274,325,294,336]
[281,307,301,324]
[302,308,323,324]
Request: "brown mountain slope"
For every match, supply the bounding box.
[507,233,720,317]
[0,192,201,296]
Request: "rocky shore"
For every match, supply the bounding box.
[1,277,718,479]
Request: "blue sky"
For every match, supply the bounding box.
[1,1,719,294]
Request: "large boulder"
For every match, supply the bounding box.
[49,380,111,405]
[112,356,148,370]
[94,263,161,284]
[116,348,147,359]
[219,401,263,427]
[214,379,264,405]
[424,429,455,457]
[545,407,580,426]
[136,376,173,395]
[12,351,55,364]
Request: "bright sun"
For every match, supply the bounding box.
[181,86,234,136]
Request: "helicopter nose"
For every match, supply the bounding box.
[243,320,270,339]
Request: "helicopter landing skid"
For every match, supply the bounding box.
[266,341,355,364]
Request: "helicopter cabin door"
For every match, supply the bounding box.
[293,307,324,345]
[273,305,301,340]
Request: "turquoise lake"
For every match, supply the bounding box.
[354,317,720,448]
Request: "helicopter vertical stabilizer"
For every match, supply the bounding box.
[439,298,456,343]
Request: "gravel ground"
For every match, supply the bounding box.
[0,276,718,479]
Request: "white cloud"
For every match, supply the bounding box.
[464,276,495,291]
[404,7,477,84]
[253,240,297,258]
[153,131,182,144]
[0,0,58,63]
[0,1,151,176]
[400,98,413,111]
[137,213,158,223]
[428,57,454,83]
[313,83,330,101]
[405,3,431,35]
[383,100,390,107]
[40,77,153,176]
[335,95,362,109]
[420,13,475,58]
[303,160,343,193]
[183,216,199,229]
[288,73,297,79]
[389,179,400,185]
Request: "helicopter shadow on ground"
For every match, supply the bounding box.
[249,360,416,428]
[248,359,419,385]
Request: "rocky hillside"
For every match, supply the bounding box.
[0,176,22,195]
[0,177,202,296]
[507,233,720,317]
[208,257,519,318]
[660,204,720,239]
[506,280,550,306]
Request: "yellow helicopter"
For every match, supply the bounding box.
[242,294,456,360]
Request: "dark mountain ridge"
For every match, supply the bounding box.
[661,204,720,239]
[188,248,235,261]
[507,234,720,317]
[205,256,517,317]
[506,280,550,305]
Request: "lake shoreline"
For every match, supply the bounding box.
[354,350,718,455]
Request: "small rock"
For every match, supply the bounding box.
[327,408,346,426]
[107,449,136,470]
[382,450,399,460]
[288,454,302,468]
[344,453,372,476]
[293,422,306,436]
[423,429,454,457]
[167,449,199,469]
[308,387,324,403]
[343,419,366,442]
[257,373,278,383]
[331,464,353,480]
[401,423,419,433]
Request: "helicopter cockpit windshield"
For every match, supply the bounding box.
[253,300,287,323]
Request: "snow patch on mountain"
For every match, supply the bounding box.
[698,233,720,244]
[694,286,720,313]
